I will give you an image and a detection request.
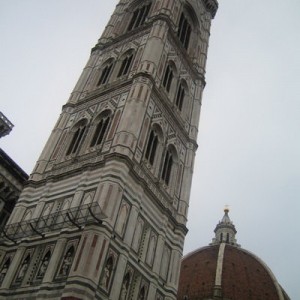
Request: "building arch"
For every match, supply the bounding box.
[175,78,188,112]
[58,245,75,277]
[100,254,115,290]
[177,3,199,52]
[36,250,51,279]
[117,49,135,78]
[184,2,200,28]
[127,1,152,32]
[65,118,88,156]
[96,58,115,86]
[144,123,165,177]
[89,109,112,149]
[162,60,178,98]
[16,253,31,283]
[161,143,179,195]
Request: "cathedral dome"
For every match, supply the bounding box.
[177,209,290,300]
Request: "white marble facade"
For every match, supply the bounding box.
[0,0,218,299]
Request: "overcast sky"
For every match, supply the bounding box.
[1,1,299,298]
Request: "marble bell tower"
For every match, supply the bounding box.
[0,1,218,299]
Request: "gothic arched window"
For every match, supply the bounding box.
[118,52,134,77]
[175,80,187,111]
[177,13,192,50]
[128,3,151,32]
[97,59,114,86]
[66,120,87,156]
[90,111,111,148]
[161,149,173,185]
[144,124,163,171]
[145,130,158,165]
[162,64,174,93]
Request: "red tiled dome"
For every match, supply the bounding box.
[178,209,290,300]
[178,244,289,300]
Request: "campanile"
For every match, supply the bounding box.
[0,1,218,299]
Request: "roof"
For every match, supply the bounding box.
[177,243,290,300]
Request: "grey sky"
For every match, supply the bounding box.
[1,1,299,298]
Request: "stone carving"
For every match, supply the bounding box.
[0,259,10,284]
[101,255,114,289]
[16,255,30,282]
[36,251,51,279]
[59,246,74,276]
[120,272,131,300]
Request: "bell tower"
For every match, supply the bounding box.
[0,1,218,299]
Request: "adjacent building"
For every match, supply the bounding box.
[0,112,28,232]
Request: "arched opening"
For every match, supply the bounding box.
[66,119,88,156]
[162,61,177,93]
[90,110,112,148]
[117,50,134,77]
[175,79,188,111]
[97,58,115,86]
[127,3,152,32]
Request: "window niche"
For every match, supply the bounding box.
[66,119,88,156]
[162,60,178,102]
[175,80,188,112]
[100,250,117,292]
[162,63,174,93]
[14,252,31,285]
[159,245,171,281]
[177,12,192,50]
[97,59,115,86]
[117,50,134,78]
[145,231,157,267]
[161,144,178,191]
[120,266,134,300]
[161,149,173,186]
[35,249,52,281]
[145,130,158,166]
[0,256,12,285]
[144,124,164,176]
[57,243,77,278]
[115,201,130,237]
[127,3,152,32]
[90,110,112,149]
[132,217,144,253]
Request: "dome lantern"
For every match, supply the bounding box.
[210,207,239,247]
